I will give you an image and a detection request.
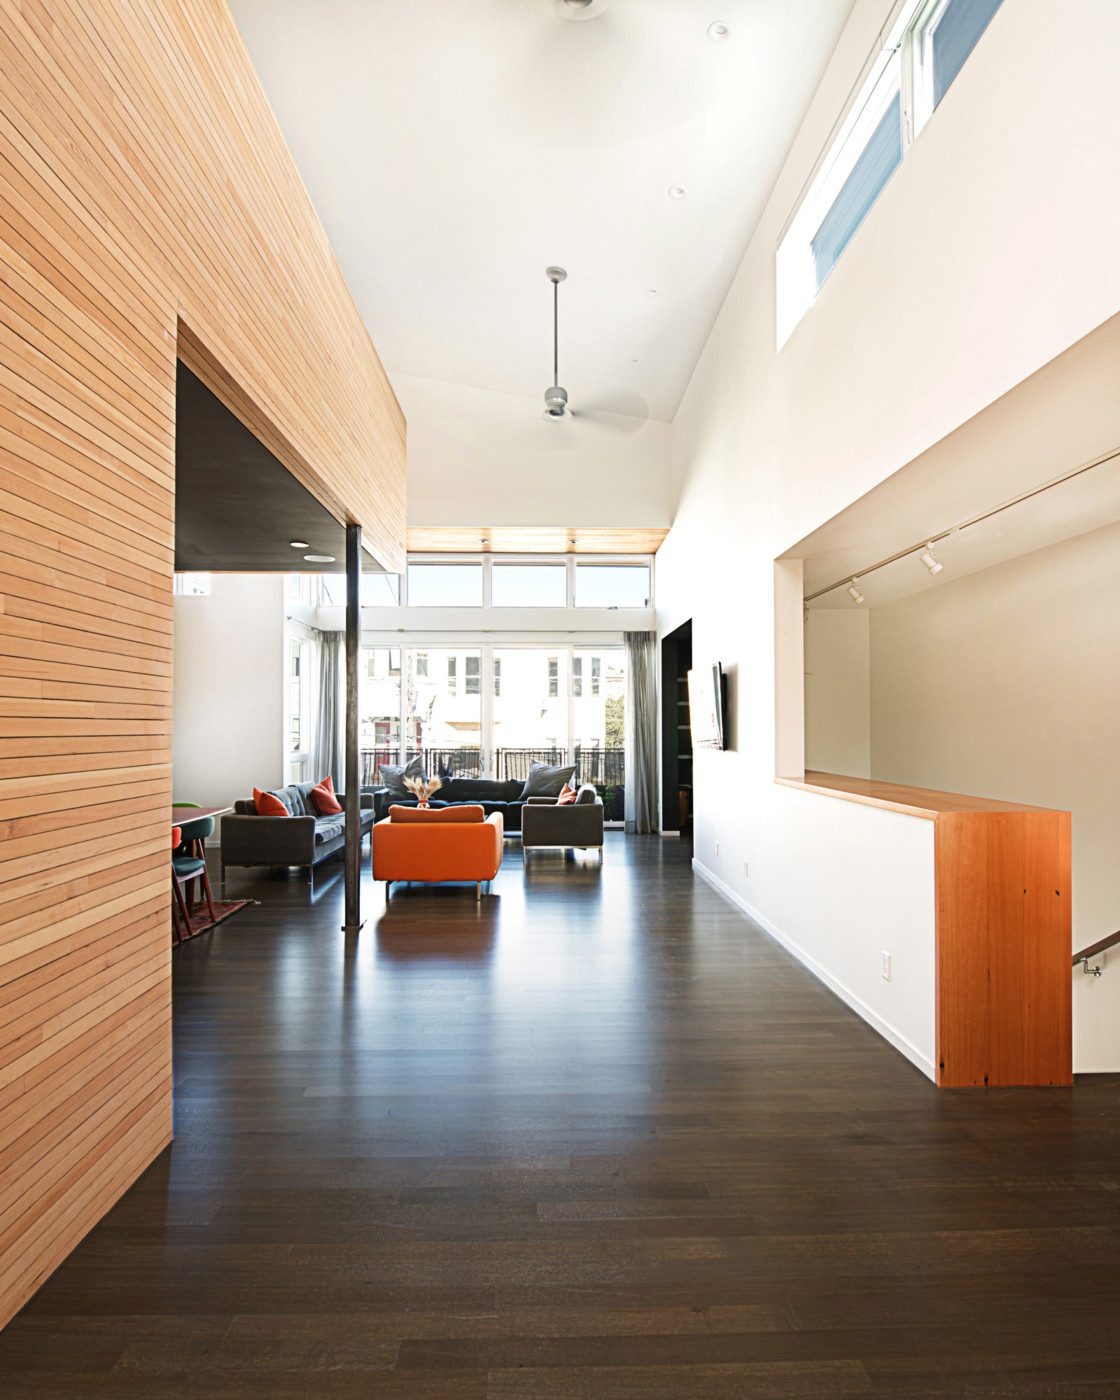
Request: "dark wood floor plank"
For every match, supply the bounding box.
[0,833,1117,1397]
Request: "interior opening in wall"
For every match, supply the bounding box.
[777,312,1120,970]
[173,351,390,900]
[659,619,693,836]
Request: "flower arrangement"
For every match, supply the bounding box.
[402,774,443,807]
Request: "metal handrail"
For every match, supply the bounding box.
[1072,928,1120,978]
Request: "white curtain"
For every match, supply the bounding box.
[312,630,342,784]
[624,630,658,834]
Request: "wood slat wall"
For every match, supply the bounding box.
[0,0,406,1328]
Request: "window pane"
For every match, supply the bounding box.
[288,640,303,753]
[811,91,902,289]
[574,564,651,608]
[930,0,1002,107]
[174,572,211,596]
[406,649,481,779]
[492,649,568,780]
[360,645,401,784]
[573,648,626,822]
[491,563,567,607]
[407,563,483,606]
[321,572,400,606]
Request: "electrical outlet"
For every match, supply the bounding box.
[881,951,892,981]
[743,861,749,878]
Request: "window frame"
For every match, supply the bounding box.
[776,0,1003,346]
[490,559,569,609]
[394,553,654,611]
[405,558,485,608]
[573,560,653,610]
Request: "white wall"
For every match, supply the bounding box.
[396,372,673,530]
[657,0,1120,1071]
[804,611,870,777]
[870,523,1120,1071]
[173,575,286,833]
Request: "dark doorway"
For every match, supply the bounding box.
[660,619,692,834]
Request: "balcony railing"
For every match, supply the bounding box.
[360,746,626,822]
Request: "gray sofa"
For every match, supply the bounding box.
[521,785,604,857]
[220,781,375,884]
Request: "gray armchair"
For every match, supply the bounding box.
[521,784,604,859]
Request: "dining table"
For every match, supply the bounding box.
[171,804,232,827]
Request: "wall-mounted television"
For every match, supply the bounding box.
[688,664,727,751]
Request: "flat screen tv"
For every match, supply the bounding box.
[688,664,727,751]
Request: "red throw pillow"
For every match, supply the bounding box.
[309,774,343,815]
[558,784,578,805]
[253,787,288,817]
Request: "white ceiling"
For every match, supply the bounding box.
[788,314,1120,609]
[229,0,855,424]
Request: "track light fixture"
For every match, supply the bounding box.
[846,578,865,605]
[919,543,943,575]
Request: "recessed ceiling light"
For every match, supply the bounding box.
[303,554,335,563]
[668,186,686,200]
[289,540,309,548]
[707,20,729,42]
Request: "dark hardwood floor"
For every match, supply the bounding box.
[2,834,1119,1397]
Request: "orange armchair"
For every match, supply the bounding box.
[372,805,503,901]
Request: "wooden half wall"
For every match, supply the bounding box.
[0,0,405,1327]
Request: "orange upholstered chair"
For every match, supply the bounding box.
[372,804,503,902]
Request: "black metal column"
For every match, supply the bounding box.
[342,522,364,932]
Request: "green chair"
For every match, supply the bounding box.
[172,813,217,937]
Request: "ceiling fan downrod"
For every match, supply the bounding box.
[544,266,570,418]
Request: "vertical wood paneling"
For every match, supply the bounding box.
[0,0,406,1327]
[936,810,1073,1088]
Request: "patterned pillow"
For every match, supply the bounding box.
[557,783,578,806]
[377,756,425,798]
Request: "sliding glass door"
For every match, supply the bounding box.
[359,643,626,820]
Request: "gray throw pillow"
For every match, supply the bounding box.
[377,756,425,798]
[520,761,577,800]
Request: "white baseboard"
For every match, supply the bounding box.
[691,858,936,1082]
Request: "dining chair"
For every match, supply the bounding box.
[172,813,217,939]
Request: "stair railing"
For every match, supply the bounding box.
[1072,929,1120,978]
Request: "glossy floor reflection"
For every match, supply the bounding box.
[2,833,1120,1397]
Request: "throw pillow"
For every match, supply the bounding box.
[557,783,578,805]
[377,755,425,798]
[389,804,485,824]
[253,787,288,817]
[309,774,343,815]
[520,760,577,800]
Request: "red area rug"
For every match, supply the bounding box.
[175,899,256,943]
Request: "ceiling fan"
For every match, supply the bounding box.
[541,266,649,434]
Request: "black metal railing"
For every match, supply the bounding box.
[574,746,626,822]
[410,748,482,780]
[494,747,567,781]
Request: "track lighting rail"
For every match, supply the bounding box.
[803,444,1120,605]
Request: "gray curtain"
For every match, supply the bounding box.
[624,630,658,834]
[312,630,342,784]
